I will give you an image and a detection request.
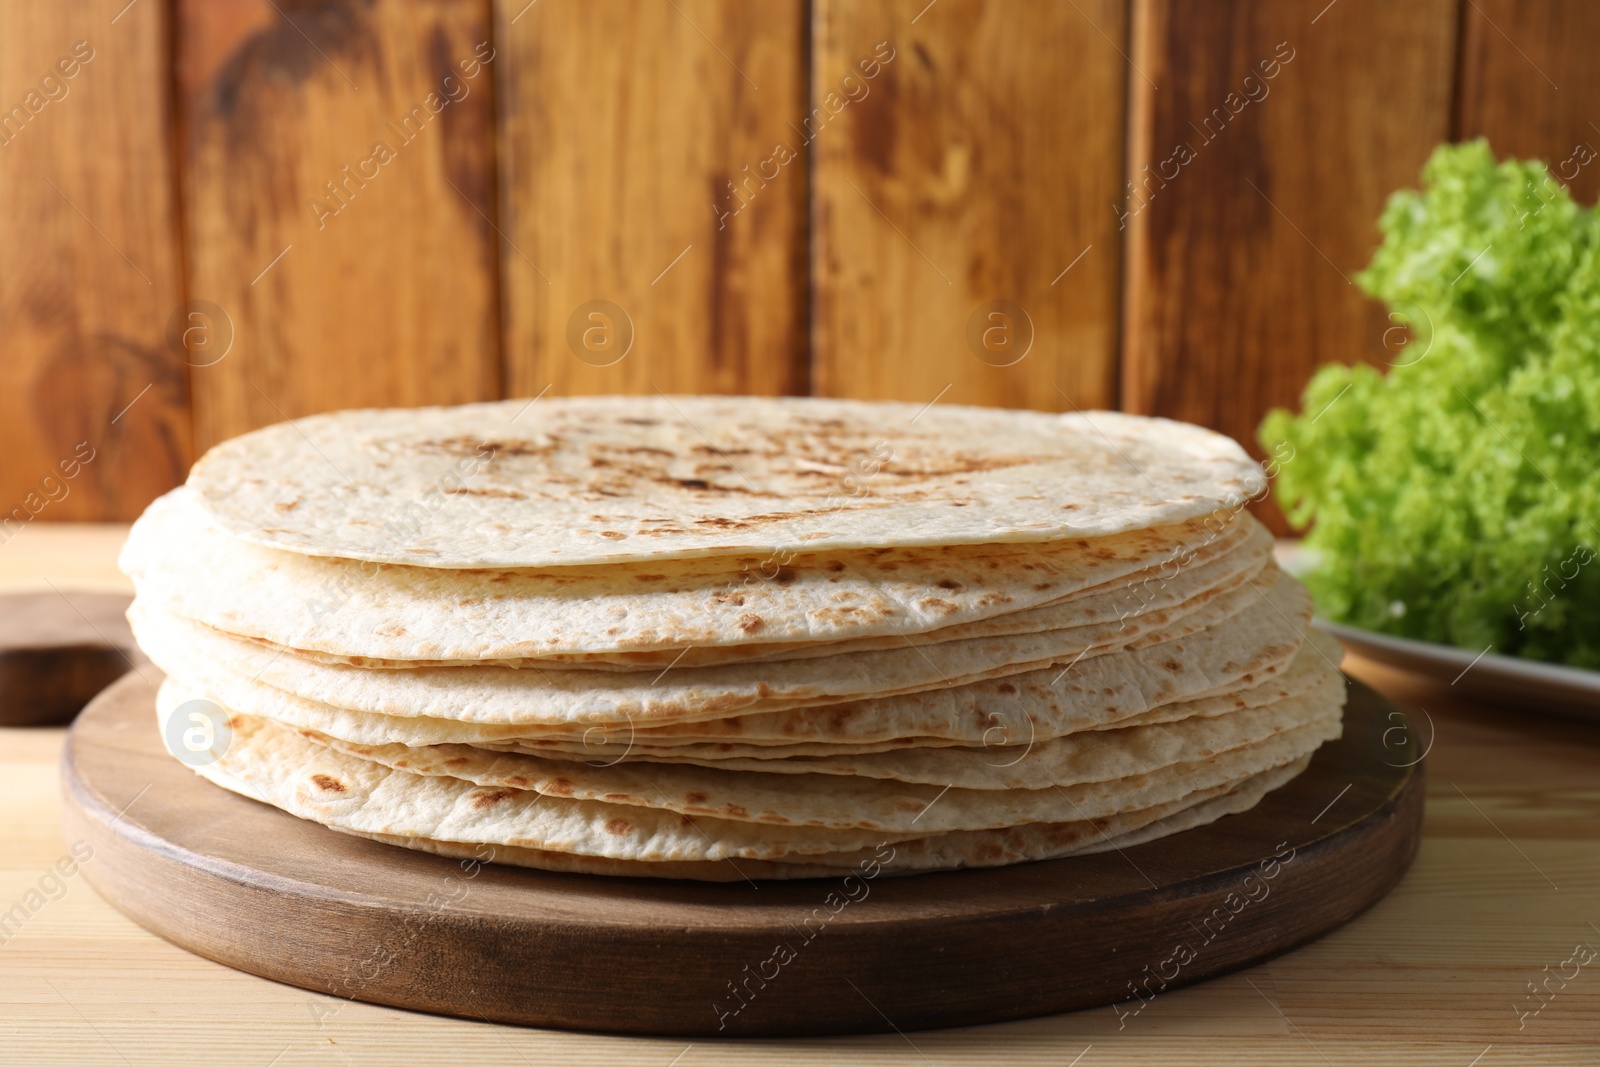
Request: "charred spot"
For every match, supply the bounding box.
[772,566,797,584]
[676,478,710,489]
[310,773,346,793]
[936,578,962,590]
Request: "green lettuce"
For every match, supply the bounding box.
[1259,140,1600,668]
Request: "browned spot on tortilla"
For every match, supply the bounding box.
[772,566,797,584]
[507,776,530,787]
[936,578,962,590]
[604,818,633,835]
[445,486,527,500]
[996,682,1018,695]
[310,774,346,793]
[827,559,846,572]
[685,791,708,804]
[547,777,575,796]
[633,573,666,581]
[919,597,958,616]
[471,789,517,809]
[599,531,627,540]
[1161,660,1183,672]
[443,757,469,766]
[738,613,764,634]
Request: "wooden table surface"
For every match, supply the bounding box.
[2,525,1597,1066]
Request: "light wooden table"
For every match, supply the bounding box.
[2,526,1597,1066]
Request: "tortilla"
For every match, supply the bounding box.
[185,397,1267,568]
[348,757,1309,881]
[169,682,1332,856]
[124,485,1269,665]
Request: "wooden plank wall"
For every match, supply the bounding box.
[177,0,502,454]
[1455,0,1600,204]
[0,0,191,524]
[1122,0,1459,529]
[8,0,1600,521]
[810,0,1125,412]
[498,0,808,400]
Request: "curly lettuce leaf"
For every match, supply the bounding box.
[1260,140,1600,668]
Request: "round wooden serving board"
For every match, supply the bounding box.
[61,671,1424,1037]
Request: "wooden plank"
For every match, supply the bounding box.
[0,0,190,523]
[1122,0,1457,528]
[811,0,1125,412]
[1456,0,1600,205]
[497,0,807,399]
[177,0,501,452]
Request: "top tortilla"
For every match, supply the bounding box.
[185,396,1266,568]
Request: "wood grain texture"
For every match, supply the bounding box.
[177,0,501,453]
[0,0,191,523]
[1456,0,1600,205]
[0,591,136,727]
[811,0,1125,412]
[1122,0,1457,529]
[496,0,808,399]
[61,669,1420,1036]
[2,528,1599,1062]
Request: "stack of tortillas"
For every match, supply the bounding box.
[121,396,1345,881]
